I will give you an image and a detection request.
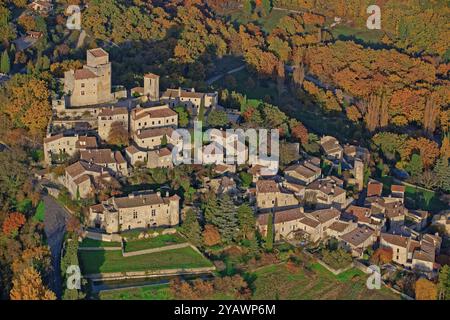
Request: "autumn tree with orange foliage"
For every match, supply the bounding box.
[401,137,440,169]
[203,224,221,247]
[2,212,26,236]
[370,248,393,265]
[415,278,438,300]
[10,267,56,300]
[290,120,308,145]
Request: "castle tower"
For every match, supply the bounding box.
[144,73,160,102]
[354,158,364,191]
[85,48,112,104]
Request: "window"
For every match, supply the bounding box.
[81,83,85,88]
[133,213,138,219]
[151,209,156,216]
[81,91,85,95]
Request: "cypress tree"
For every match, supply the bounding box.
[181,209,202,246]
[1,50,10,74]
[265,212,274,250]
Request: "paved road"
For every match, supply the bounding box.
[42,193,69,299]
[206,65,246,85]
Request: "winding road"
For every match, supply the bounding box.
[42,190,70,299]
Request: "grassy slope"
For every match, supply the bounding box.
[79,238,122,248]
[251,263,399,300]
[123,234,187,252]
[78,246,213,274]
[99,284,173,300]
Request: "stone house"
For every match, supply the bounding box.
[431,211,450,235]
[130,105,178,133]
[161,88,218,115]
[284,158,322,186]
[255,180,299,212]
[43,134,98,165]
[80,149,128,176]
[320,136,343,160]
[305,178,347,209]
[125,145,148,167]
[88,191,180,233]
[256,207,305,241]
[367,197,406,231]
[64,48,113,107]
[326,220,358,238]
[339,225,377,257]
[97,107,129,141]
[64,161,117,199]
[133,127,178,150]
[147,148,173,169]
[380,232,441,272]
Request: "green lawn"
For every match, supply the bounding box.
[123,234,187,253]
[230,10,288,33]
[78,247,213,275]
[79,238,122,248]
[99,284,173,300]
[380,176,446,213]
[251,263,399,300]
[331,25,385,44]
[33,201,45,223]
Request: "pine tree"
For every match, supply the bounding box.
[1,50,10,74]
[438,265,450,300]
[180,209,202,246]
[433,157,450,193]
[202,191,219,224]
[213,194,238,243]
[237,203,255,240]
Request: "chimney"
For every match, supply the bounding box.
[166,191,169,197]
[157,191,161,197]
[178,87,182,96]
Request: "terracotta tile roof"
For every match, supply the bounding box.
[88,48,108,58]
[76,136,98,149]
[133,106,177,120]
[158,148,172,157]
[257,208,304,226]
[256,180,280,193]
[299,216,320,228]
[381,233,409,248]
[90,203,104,213]
[114,151,126,163]
[162,88,204,99]
[307,179,345,197]
[112,192,168,209]
[391,185,406,193]
[285,164,317,179]
[65,161,103,178]
[367,181,383,197]
[98,107,128,117]
[341,226,375,247]
[125,145,141,155]
[248,164,265,175]
[135,127,173,140]
[345,205,371,224]
[309,208,340,224]
[80,149,117,165]
[43,133,64,144]
[74,69,97,80]
[144,73,159,79]
[328,221,350,233]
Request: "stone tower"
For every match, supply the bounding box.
[144,73,160,102]
[354,158,364,191]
